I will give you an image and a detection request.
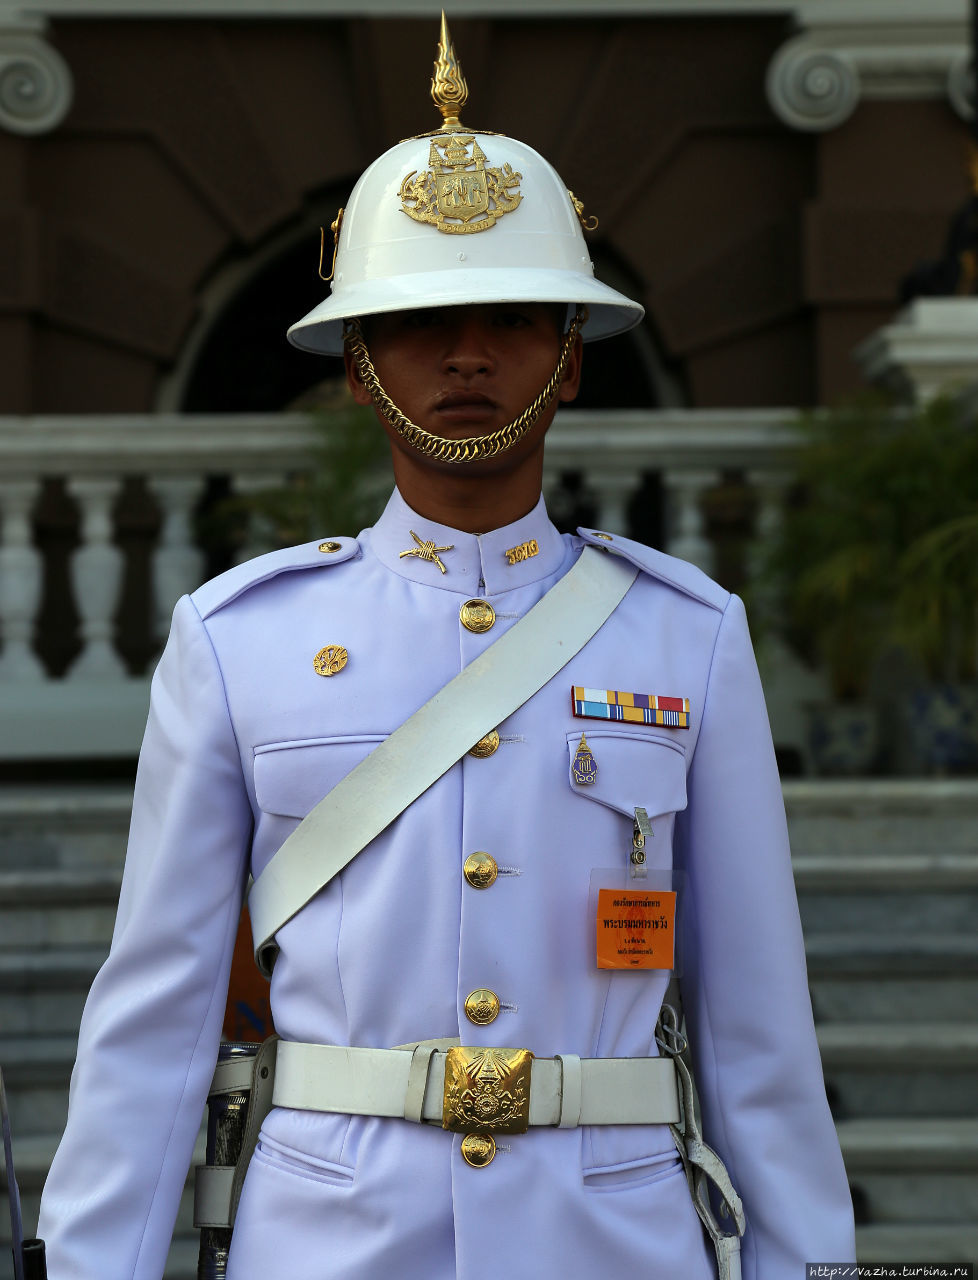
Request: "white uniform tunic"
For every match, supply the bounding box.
[38,488,855,1278]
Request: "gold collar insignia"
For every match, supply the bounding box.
[399,529,455,574]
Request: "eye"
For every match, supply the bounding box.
[492,309,534,329]
[397,308,442,330]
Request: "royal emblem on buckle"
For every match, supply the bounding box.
[442,1047,533,1134]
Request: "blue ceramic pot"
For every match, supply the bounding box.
[806,702,879,776]
[907,683,978,774]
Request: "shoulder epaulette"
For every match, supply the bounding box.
[192,536,360,620]
[576,528,729,612]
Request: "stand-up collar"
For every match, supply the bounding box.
[365,488,568,595]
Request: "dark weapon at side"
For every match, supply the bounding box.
[1,1067,48,1280]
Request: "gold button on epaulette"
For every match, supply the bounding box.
[593,532,613,541]
[460,1132,496,1167]
[460,599,495,633]
[318,540,343,553]
[463,851,498,890]
[468,729,499,758]
[464,988,500,1026]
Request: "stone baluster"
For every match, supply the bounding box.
[231,473,288,565]
[662,468,717,575]
[585,468,644,538]
[0,477,45,679]
[746,470,791,613]
[66,476,126,680]
[149,476,206,643]
[744,469,822,765]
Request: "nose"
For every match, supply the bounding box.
[442,314,493,378]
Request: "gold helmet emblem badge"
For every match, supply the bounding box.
[399,13,522,236]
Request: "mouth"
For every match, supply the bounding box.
[434,390,499,425]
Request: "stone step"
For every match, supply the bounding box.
[838,1117,978,1171]
[818,1023,978,1120]
[0,947,105,1036]
[0,1035,78,1137]
[793,851,978,890]
[805,933,978,972]
[856,1221,978,1264]
[798,888,978,936]
[817,1022,978,1067]
[0,785,131,871]
[839,1118,978,1226]
[0,867,123,904]
[812,974,978,1023]
[807,936,978,1032]
[0,868,121,949]
[783,779,978,856]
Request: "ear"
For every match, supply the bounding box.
[557,332,583,404]
[344,344,374,407]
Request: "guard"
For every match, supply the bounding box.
[38,16,855,1278]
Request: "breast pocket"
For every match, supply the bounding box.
[254,735,387,820]
[251,735,388,874]
[564,728,687,830]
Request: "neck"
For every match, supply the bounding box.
[388,442,546,533]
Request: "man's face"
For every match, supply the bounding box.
[345,302,582,469]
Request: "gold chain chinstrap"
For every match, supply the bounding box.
[343,306,587,464]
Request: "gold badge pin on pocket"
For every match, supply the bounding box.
[572,732,597,785]
[313,645,348,676]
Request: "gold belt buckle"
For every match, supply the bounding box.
[442,1046,533,1135]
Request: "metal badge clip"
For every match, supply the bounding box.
[630,806,653,879]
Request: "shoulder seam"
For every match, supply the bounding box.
[577,529,727,612]
[193,537,360,620]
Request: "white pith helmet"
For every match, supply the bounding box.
[287,16,644,357]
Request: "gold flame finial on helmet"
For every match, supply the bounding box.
[432,11,468,131]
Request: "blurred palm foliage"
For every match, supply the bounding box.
[206,399,391,554]
[762,394,978,699]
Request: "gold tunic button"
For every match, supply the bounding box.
[468,729,500,758]
[460,1132,496,1168]
[464,988,500,1026]
[463,851,498,890]
[459,599,495,633]
[318,540,342,553]
[592,532,613,541]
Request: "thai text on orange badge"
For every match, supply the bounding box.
[596,888,676,969]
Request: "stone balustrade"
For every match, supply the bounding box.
[0,409,797,760]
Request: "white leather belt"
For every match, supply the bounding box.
[272,1039,680,1130]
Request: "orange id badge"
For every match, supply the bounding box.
[589,871,683,973]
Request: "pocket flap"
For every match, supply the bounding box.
[254,736,385,818]
[565,730,687,819]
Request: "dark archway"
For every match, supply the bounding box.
[180,236,669,413]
